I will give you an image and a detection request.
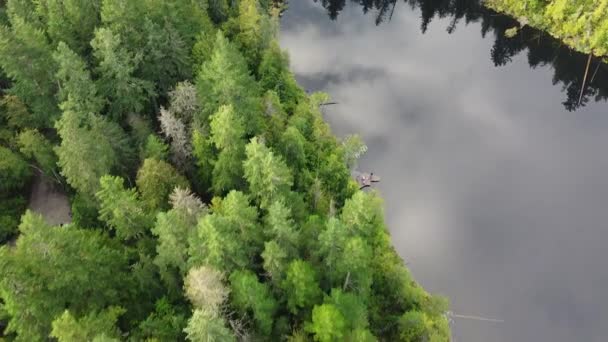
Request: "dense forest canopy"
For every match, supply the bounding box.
[313,0,608,111]
[0,0,450,341]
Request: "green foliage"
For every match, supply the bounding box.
[265,200,299,256]
[140,19,191,96]
[135,297,187,342]
[91,28,154,120]
[209,104,247,194]
[207,0,231,24]
[0,146,31,192]
[189,211,248,272]
[336,237,373,295]
[192,30,217,67]
[0,17,58,127]
[282,260,322,315]
[188,191,259,273]
[341,191,385,240]
[196,31,262,132]
[0,211,132,340]
[258,41,304,111]
[279,126,307,170]
[0,1,450,340]
[5,0,41,27]
[142,134,170,161]
[96,175,152,241]
[326,289,369,331]
[184,308,235,342]
[398,310,433,341]
[261,239,289,282]
[50,307,124,342]
[17,129,57,177]
[317,217,349,284]
[0,196,26,243]
[243,137,293,209]
[229,270,277,335]
[70,193,100,228]
[35,0,101,55]
[487,0,608,57]
[209,105,244,151]
[306,304,347,342]
[153,188,206,287]
[136,158,189,211]
[55,110,133,197]
[53,41,103,115]
[0,95,37,129]
[215,190,262,252]
[235,0,276,68]
[192,129,215,194]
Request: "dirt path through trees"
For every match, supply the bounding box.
[28,172,71,225]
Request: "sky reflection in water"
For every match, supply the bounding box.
[281,1,608,341]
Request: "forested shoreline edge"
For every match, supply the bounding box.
[0,1,450,341]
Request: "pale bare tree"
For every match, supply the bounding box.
[170,187,206,216]
[169,81,199,123]
[184,265,229,311]
[159,106,191,168]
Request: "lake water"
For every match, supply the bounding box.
[281,1,608,341]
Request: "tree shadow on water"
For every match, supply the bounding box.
[313,0,608,112]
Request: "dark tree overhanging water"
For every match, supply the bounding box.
[307,0,608,111]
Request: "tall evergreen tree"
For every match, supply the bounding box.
[196,31,262,132]
[0,212,133,340]
[91,28,153,120]
[35,0,101,55]
[55,110,133,197]
[0,17,58,127]
[243,137,293,209]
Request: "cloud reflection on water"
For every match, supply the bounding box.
[281,2,608,341]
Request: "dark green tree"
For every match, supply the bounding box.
[50,307,124,342]
[0,17,58,127]
[153,188,206,290]
[0,146,31,192]
[96,175,153,241]
[136,158,189,211]
[258,41,304,111]
[243,137,293,209]
[35,0,101,55]
[0,212,132,340]
[54,41,103,115]
[91,28,153,120]
[17,129,58,177]
[184,308,235,342]
[229,270,277,335]
[306,304,347,342]
[209,104,247,194]
[282,259,322,315]
[55,110,133,197]
[195,31,262,132]
[188,191,258,273]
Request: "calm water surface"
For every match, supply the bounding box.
[281,1,608,341]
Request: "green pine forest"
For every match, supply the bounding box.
[486,0,608,59]
[0,0,450,341]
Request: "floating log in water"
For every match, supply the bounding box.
[450,313,504,323]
